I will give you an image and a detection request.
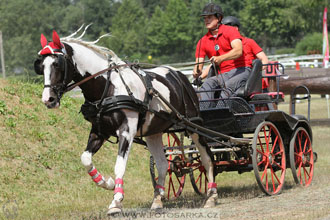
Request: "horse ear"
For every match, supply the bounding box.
[52,30,62,48]
[40,34,48,48]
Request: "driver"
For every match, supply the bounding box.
[193,3,251,101]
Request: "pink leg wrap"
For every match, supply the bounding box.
[155,184,165,191]
[114,178,124,195]
[88,167,104,184]
[208,182,217,189]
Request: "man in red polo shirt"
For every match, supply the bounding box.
[221,16,269,89]
[193,3,251,101]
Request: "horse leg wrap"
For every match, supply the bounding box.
[207,182,218,195]
[114,178,124,196]
[108,178,124,214]
[204,182,218,208]
[155,184,165,197]
[88,166,114,190]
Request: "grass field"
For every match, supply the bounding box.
[0,78,329,219]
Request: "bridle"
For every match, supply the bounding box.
[47,53,70,100]
[35,52,71,100]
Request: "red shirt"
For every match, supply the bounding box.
[195,24,249,73]
[243,37,263,66]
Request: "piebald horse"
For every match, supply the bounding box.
[34,27,218,215]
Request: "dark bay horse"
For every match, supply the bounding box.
[34,28,218,215]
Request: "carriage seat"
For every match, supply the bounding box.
[236,59,262,99]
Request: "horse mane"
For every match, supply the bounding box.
[61,24,120,62]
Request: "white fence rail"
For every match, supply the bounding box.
[170,54,326,76]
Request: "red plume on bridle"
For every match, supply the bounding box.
[38,30,65,55]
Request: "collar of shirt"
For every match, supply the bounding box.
[206,24,224,39]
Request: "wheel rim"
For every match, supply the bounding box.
[289,127,313,186]
[189,155,208,196]
[252,122,286,195]
[150,133,185,199]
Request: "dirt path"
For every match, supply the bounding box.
[217,183,330,220]
[108,180,330,220]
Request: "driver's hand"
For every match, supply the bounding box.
[210,56,223,65]
[193,68,201,78]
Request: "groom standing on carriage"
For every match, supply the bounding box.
[193,3,251,101]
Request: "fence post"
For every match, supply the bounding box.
[0,31,6,78]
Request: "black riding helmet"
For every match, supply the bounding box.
[221,16,241,28]
[200,3,223,19]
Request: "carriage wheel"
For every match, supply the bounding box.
[289,127,314,186]
[150,133,185,199]
[252,121,286,195]
[188,150,209,196]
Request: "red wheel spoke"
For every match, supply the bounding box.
[294,152,301,157]
[270,167,276,191]
[257,149,267,157]
[271,136,279,153]
[270,166,281,185]
[195,172,202,184]
[297,162,302,182]
[204,173,208,193]
[305,160,313,166]
[294,142,299,154]
[168,174,175,198]
[303,138,308,153]
[302,166,307,184]
[175,175,184,188]
[199,173,203,190]
[265,127,271,153]
[273,161,284,170]
[298,132,303,152]
[258,136,265,152]
[261,162,269,181]
[274,150,284,156]
[265,168,269,191]
[258,160,264,166]
[303,166,310,179]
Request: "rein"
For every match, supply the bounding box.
[64,63,132,93]
[63,60,211,94]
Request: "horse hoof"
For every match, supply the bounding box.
[106,177,115,190]
[203,190,218,208]
[151,195,163,210]
[203,198,216,208]
[107,207,122,216]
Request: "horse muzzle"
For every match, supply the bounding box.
[42,87,60,109]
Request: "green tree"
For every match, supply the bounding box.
[0,0,71,74]
[147,0,192,62]
[146,6,166,56]
[239,0,325,50]
[295,32,322,55]
[140,0,168,17]
[106,0,147,59]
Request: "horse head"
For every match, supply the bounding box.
[34,30,73,108]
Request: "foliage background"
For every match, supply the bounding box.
[0,0,327,75]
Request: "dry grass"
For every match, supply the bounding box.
[0,78,329,219]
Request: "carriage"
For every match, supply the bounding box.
[149,60,316,199]
[35,29,316,214]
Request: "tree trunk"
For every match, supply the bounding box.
[279,75,330,95]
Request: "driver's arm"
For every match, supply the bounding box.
[193,57,204,78]
[210,39,243,65]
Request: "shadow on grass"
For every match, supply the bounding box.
[138,180,298,210]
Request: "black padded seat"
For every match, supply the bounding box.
[236,59,262,98]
